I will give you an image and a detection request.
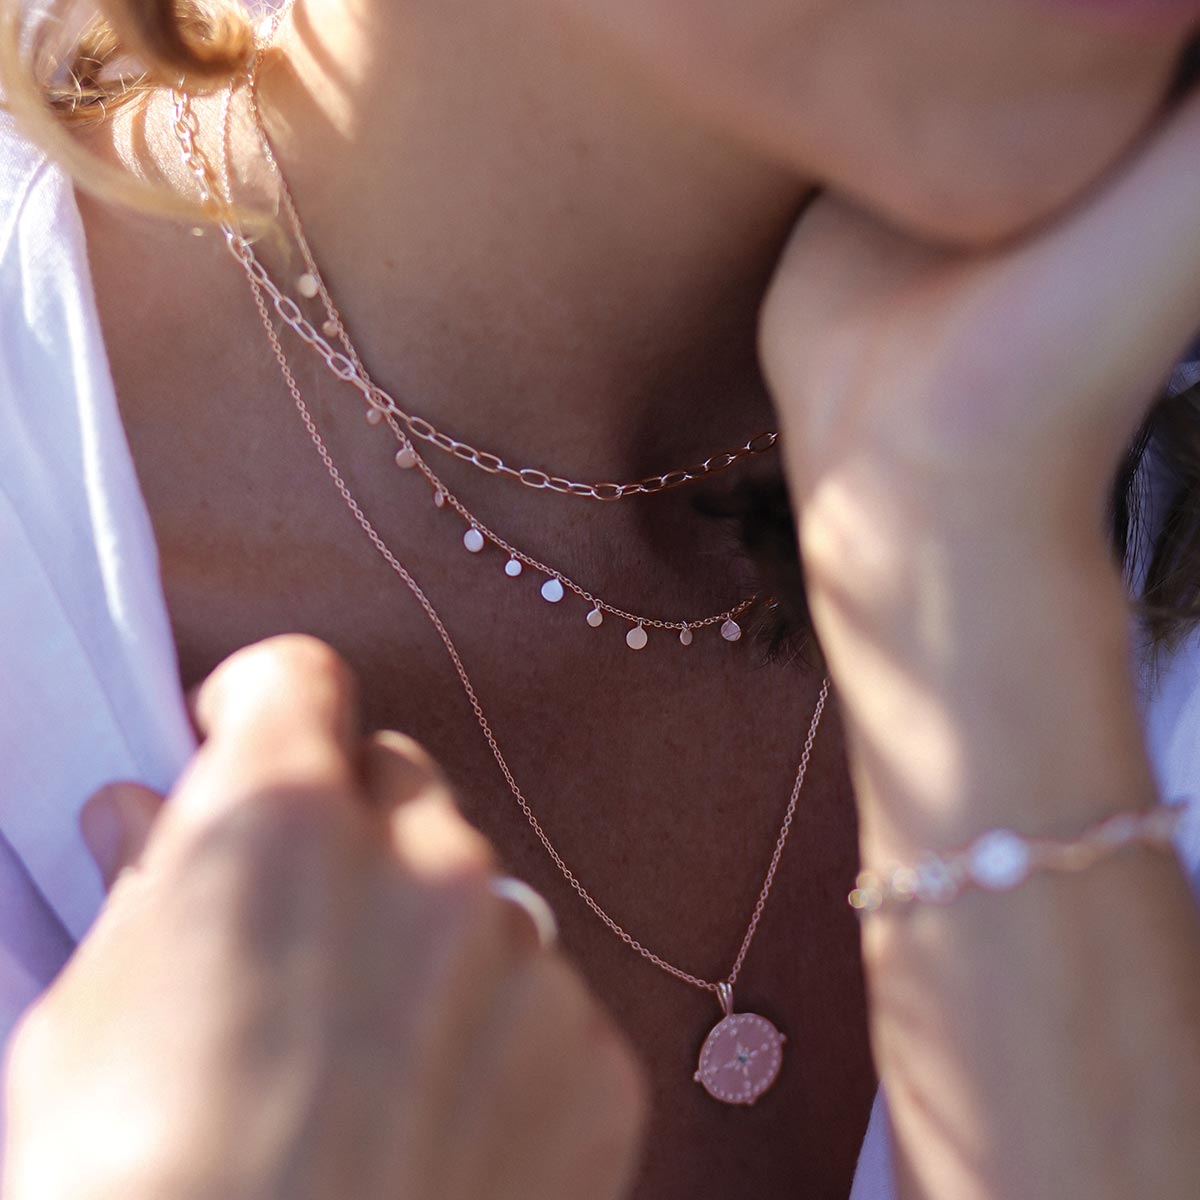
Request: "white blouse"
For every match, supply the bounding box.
[2,110,1199,1197]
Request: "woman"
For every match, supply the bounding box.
[2,0,1200,1195]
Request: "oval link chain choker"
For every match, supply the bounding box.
[168,20,830,1104]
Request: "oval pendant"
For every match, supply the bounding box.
[693,984,785,1106]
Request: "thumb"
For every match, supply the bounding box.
[80,782,165,891]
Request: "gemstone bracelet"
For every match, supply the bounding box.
[849,801,1187,914]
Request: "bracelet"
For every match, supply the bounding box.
[848,801,1185,915]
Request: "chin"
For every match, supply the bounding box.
[704,34,1187,249]
[566,0,1196,248]
[800,86,1175,248]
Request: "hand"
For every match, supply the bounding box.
[760,83,1200,563]
[2,636,645,1200]
[757,85,1200,854]
[753,87,1200,1200]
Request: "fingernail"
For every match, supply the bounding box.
[79,787,126,886]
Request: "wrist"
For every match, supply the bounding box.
[794,456,1117,619]
[795,454,1126,663]
[845,626,1158,871]
[797,477,1155,859]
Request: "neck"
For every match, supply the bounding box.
[247,0,815,478]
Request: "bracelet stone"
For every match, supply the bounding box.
[848,801,1185,914]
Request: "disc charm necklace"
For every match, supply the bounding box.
[172,62,831,1107]
[695,983,787,1105]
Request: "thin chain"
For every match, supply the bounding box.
[419,464,753,631]
[239,26,779,503]
[220,69,755,636]
[173,84,830,997]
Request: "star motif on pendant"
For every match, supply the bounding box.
[694,1012,786,1105]
[724,1042,764,1076]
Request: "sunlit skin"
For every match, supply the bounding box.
[538,0,1199,243]
[5,639,647,1200]
[48,0,1200,1195]
[757,90,1200,1192]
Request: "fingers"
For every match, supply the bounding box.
[168,638,550,960]
[171,635,363,831]
[361,730,496,880]
[79,782,164,890]
[193,634,360,768]
[360,729,457,814]
[363,732,558,951]
[487,876,559,952]
[160,636,500,899]
[447,955,647,1200]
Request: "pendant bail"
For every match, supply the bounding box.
[716,981,734,1018]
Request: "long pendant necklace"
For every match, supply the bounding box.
[171,77,831,1106]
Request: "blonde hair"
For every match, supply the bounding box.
[0,0,254,217]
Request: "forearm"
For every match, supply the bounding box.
[802,481,1200,1199]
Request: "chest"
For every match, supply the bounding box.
[79,192,878,1200]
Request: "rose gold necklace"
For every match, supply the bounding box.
[218,83,759,650]
[237,12,779,505]
[172,80,830,1106]
[216,203,759,648]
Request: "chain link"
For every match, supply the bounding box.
[213,75,756,635]
[238,38,779,502]
[174,82,830,998]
